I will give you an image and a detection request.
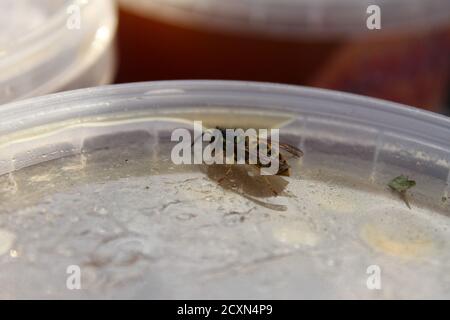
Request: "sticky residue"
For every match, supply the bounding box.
[361,224,433,259]
[273,222,319,248]
[30,173,55,182]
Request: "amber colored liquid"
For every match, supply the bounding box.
[116,8,450,112]
[115,8,340,84]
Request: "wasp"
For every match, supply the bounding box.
[196,127,303,198]
[210,127,303,176]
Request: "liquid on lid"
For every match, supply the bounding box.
[0,120,449,299]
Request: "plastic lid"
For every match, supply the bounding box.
[0,0,117,104]
[120,0,450,38]
[0,81,449,298]
[1,80,449,175]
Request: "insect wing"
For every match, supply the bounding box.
[274,142,304,158]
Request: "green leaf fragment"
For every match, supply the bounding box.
[388,175,416,193]
[388,175,416,209]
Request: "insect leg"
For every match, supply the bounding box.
[217,166,233,184]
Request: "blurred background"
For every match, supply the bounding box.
[1,0,450,113]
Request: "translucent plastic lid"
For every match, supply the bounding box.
[1,80,449,180]
[0,81,449,298]
[0,0,117,104]
[0,1,55,47]
[120,0,450,38]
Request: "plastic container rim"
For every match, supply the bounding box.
[119,0,450,38]
[0,80,449,151]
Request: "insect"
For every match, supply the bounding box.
[211,126,303,176]
[196,127,303,196]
